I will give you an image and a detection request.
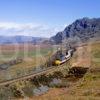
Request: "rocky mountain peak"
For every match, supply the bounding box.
[50,18,100,44]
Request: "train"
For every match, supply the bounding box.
[53,48,76,66]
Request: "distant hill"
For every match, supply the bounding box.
[50,18,100,44]
[0,36,47,44]
[1,18,100,45]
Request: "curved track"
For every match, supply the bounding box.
[0,49,74,86]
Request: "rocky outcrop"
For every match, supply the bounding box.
[50,18,100,44]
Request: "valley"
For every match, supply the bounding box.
[0,40,99,100]
[0,18,100,100]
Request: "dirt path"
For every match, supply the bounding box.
[72,45,91,67]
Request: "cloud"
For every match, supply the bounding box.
[0,22,64,37]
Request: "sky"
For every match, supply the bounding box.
[0,0,100,37]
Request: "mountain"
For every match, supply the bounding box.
[0,36,47,44]
[50,18,100,44]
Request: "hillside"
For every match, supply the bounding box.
[0,18,100,100]
[50,18,100,44]
[0,41,99,100]
[31,41,100,100]
[0,36,47,44]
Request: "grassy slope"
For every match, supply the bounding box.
[0,42,100,100]
[0,44,57,82]
[30,41,100,100]
[58,41,100,99]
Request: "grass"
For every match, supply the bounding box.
[91,42,100,68]
[0,41,100,100]
[30,41,100,100]
[0,44,58,82]
[0,47,55,61]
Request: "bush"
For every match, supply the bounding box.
[22,86,33,97]
[53,71,64,79]
[10,85,23,98]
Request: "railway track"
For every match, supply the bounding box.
[0,65,65,86]
[0,49,73,86]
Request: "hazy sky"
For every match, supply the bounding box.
[0,0,100,37]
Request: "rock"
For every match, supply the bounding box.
[50,18,100,44]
